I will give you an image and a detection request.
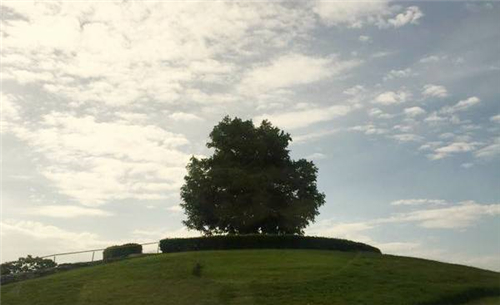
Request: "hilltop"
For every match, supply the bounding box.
[2,250,499,305]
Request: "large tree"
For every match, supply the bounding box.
[180,116,325,235]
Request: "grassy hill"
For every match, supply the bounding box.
[1,250,499,305]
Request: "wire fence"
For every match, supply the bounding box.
[39,241,161,264]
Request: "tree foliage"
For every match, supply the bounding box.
[180,116,325,235]
[1,255,57,275]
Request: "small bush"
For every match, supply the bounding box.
[192,262,203,277]
[103,243,142,261]
[159,235,381,254]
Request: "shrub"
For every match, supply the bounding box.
[192,262,203,277]
[1,255,57,275]
[159,235,381,254]
[103,243,142,261]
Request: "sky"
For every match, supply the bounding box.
[1,1,499,270]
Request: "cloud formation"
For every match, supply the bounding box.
[439,97,480,114]
[239,53,361,96]
[313,2,422,29]
[391,199,448,206]
[422,84,449,98]
[382,201,500,229]
[404,107,426,117]
[373,91,409,105]
[255,105,352,130]
[11,112,189,206]
[30,205,113,218]
[429,141,482,160]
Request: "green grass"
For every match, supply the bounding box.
[2,250,499,305]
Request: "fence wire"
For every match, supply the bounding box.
[39,242,160,264]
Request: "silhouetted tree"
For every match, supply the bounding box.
[180,116,325,235]
[1,255,56,275]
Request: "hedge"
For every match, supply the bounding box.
[103,243,142,261]
[159,235,381,254]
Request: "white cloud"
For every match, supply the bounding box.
[115,112,149,124]
[461,163,474,169]
[419,55,445,63]
[292,129,339,144]
[307,219,374,243]
[422,84,448,98]
[424,112,447,124]
[386,6,423,28]
[393,125,414,133]
[404,106,426,117]
[437,132,454,138]
[343,85,365,96]
[313,2,422,29]
[368,108,394,119]
[373,91,408,105]
[359,35,372,43]
[255,104,352,130]
[305,152,327,160]
[0,93,22,133]
[1,219,112,262]
[239,53,361,95]
[350,124,387,135]
[184,89,240,105]
[460,124,481,132]
[419,141,443,151]
[1,2,316,107]
[429,141,482,160]
[371,51,395,58]
[13,112,190,206]
[391,199,448,206]
[475,138,500,159]
[167,205,183,212]
[313,1,391,28]
[368,108,383,117]
[465,2,495,12]
[439,97,480,114]
[169,112,203,122]
[391,133,424,142]
[490,114,500,123]
[424,112,461,125]
[29,205,113,218]
[381,201,500,229]
[383,68,414,81]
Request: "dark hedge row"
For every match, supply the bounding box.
[103,243,142,261]
[159,235,381,254]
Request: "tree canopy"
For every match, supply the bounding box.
[180,116,325,235]
[1,255,56,275]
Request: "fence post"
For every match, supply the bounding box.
[40,242,156,264]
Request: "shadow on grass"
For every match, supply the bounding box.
[416,287,500,305]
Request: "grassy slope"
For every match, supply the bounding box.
[2,250,499,305]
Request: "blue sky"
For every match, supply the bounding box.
[1,1,499,270]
